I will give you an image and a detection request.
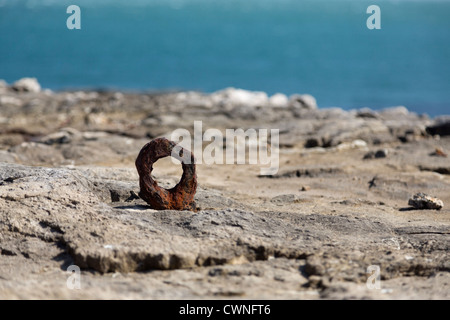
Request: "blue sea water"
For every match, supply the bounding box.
[0,0,449,116]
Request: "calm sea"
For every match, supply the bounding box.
[0,0,449,116]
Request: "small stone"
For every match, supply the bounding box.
[408,193,444,210]
[270,194,301,205]
[301,186,311,192]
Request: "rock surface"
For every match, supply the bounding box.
[0,82,449,299]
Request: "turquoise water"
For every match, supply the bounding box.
[0,0,449,116]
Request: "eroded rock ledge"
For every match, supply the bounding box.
[0,83,449,299]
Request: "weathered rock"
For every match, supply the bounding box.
[174,91,213,109]
[210,87,269,108]
[0,150,17,163]
[11,77,41,93]
[264,166,343,179]
[9,142,65,165]
[0,85,449,300]
[289,94,317,110]
[335,139,368,151]
[0,133,25,147]
[0,164,303,274]
[0,96,23,107]
[379,106,411,120]
[270,194,302,205]
[408,193,444,210]
[355,108,379,119]
[269,93,288,107]
[304,117,392,148]
[37,128,81,145]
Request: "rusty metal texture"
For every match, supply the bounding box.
[135,138,197,211]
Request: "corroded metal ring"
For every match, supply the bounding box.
[135,138,197,211]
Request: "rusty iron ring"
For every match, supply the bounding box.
[135,138,197,211]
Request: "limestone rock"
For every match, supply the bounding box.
[269,93,289,107]
[408,193,444,210]
[289,94,317,110]
[0,84,449,300]
[210,87,269,108]
[0,96,23,107]
[12,77,41,93]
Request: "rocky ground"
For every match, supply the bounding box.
[0,78,449,299]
